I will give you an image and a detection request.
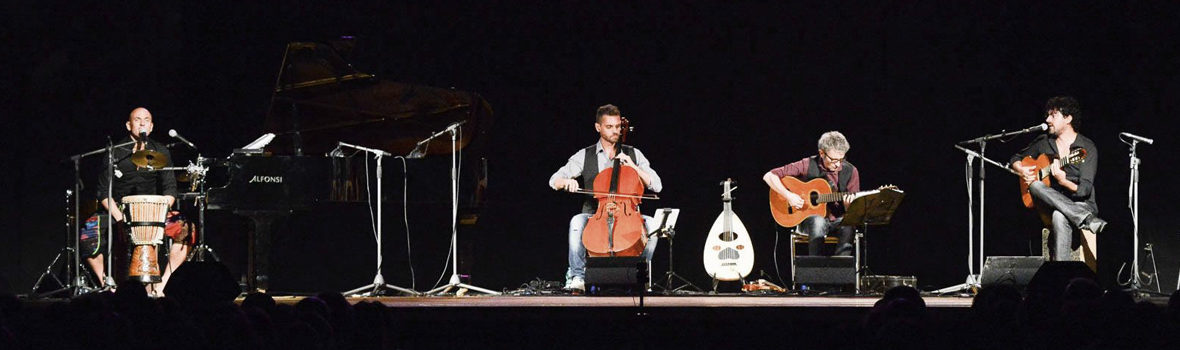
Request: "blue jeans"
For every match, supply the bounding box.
[567,213,659,279]
[799,215,854,256]
[1029,181,1097,261]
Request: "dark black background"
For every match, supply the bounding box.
[4,1,1179,295]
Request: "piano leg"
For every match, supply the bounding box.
[239,210,285,293]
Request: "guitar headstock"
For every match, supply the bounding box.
[1066,148,1087,165]
[877,184,899,191]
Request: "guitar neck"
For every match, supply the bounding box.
[814,191,856,204]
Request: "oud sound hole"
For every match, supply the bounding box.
[717,232,738,242]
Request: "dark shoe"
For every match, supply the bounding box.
[1086,217,1107,234]
[834,243,854,256]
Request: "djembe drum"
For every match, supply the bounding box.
[123,195,170,283]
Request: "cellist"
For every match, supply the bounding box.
[549,104,662,292]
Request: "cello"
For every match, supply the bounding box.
[579,117,654,257]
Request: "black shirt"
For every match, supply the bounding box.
[1008,133,1098,210]
[96,136,178,203]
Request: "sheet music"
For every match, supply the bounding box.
[652,208,680,233]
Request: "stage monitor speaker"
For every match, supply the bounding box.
[1027,261,1096,296]
[164,261,241,306]
[980,256,1044,290]
[585,256,647,288]
[794,256,855,285]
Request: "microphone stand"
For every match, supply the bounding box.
[422,122,500,295]
[104,138,119,291]
[32,144,121,297]
[1119,136,1160,295]
[96,140,135,291]
[934,135,1021,295]
[337,142,419,296]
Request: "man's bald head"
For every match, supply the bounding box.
[127,107,154,139]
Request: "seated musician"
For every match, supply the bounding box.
[1009,96,1106,261]
[762,131,859,256]
[549,104,662,292]
[89,107,189,295]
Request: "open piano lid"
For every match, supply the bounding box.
[263,41,493,157]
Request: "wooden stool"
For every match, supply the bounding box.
[1041,228,1097,272]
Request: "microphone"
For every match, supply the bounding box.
[1120,132,1154,145]
[406,143,427,159]
[137,131,148,150]
[444,119,467,132]
[994,123,1047,139]
[168,129,197,149]
[406,120,466,158]
[327,142,346,157]
[1019,123,1048,134]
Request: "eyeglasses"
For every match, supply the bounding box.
[821,152,844,163]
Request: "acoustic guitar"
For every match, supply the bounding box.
[702,179,754,281]
[769,176,895,227]
[1017,148,1087,208]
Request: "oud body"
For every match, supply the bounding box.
[702,179,754,281]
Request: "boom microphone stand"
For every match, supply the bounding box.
[336,142,419,296]
[32,145,121,298]
[936,127,1035,295]
[419,121,500,295]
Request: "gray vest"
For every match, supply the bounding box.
[580,144,636,214]
[805,155,856,215]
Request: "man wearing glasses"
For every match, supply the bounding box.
[762,131,860,256]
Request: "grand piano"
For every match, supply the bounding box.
[207,40,492,292]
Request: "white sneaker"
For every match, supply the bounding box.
[564,276,585,292]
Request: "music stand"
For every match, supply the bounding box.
[648,208,701,294]
[840,187,905,294]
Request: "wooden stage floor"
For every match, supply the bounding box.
[267,294,977,308]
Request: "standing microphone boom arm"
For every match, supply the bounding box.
[336,141,392,157]
[419,120,468,145]
[953,145,1020,175]
[406,120,467,158]
[1119,132,1154,145]
[958,122,1052,144]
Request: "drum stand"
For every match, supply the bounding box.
[336,142,419,296]
[417,123,499,296]
[186,158,219,262]
[30,189,96,298]
[188,191,219,261]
